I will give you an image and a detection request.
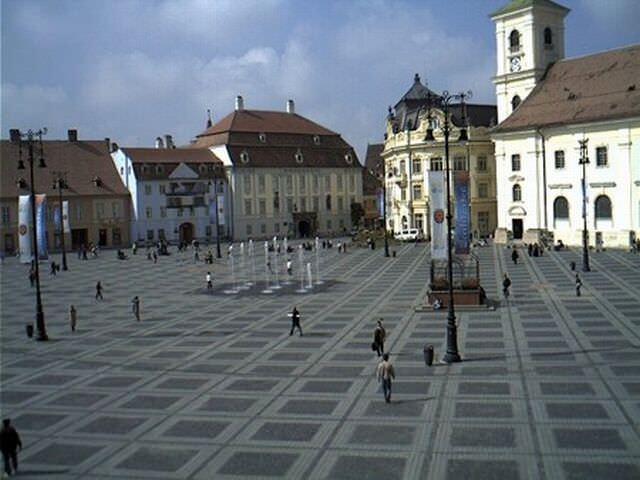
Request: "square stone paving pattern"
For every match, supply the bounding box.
[2,241,640,479]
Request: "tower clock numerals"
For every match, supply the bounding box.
[510,56,522,72]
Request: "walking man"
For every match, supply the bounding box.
[132,296,141,321]
[376,353,396,403]
[289,306,302,336]
[502,273,511,301]
[206,272,213,290]
[286,259,292,276]
[95,281,103,300]
[69,305,77,332]
[373,319,386,357]
[0,418,22,477]
[575,273,583,297]
[511,247,519,265]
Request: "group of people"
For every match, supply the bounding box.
[372,319,395,403]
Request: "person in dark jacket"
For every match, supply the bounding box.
[373,319,387,357]
[511,248,519,264]
[502,273,512,301]
[575,273,583,297]
[289,306,302,336]
[0,418,22,476]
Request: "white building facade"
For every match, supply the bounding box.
[491,0,640,248]
[111,145,228,244]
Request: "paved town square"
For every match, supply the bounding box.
[1,241,639,479]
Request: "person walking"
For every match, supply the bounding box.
[286,259,292,276]
[575,273,583,297]
[206,272,213,290]
[511,248,519,265]
[132,296,140,321]
[69,305,77,332]
[289,306,302,336]
[95,281,103,300]
[502,273,511,301]
[153,250,158,264]
[373,319,387,357]
[0,418,22,477]
[376,353,396,403]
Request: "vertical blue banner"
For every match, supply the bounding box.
[454,172,470,255]
[36,194,49,260]
[53,206,61,233]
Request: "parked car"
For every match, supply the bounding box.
[394,228,421,241]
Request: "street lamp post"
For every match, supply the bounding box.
[578,139,591,272]
[17,128,49,341]
[425,90,471,364]
[52,174,69,270]
[214,180,222,259]
[375,157,391,258]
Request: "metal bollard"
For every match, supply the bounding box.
[424,345,434,366]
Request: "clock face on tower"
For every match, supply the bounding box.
[510,56,522,72]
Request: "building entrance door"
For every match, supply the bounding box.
[512,219,523,239]
[71,229,88,250]
[298,220,311,238]
[98,229,107,246]
[179,223,194,243]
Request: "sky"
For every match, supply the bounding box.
[2,0,640,161]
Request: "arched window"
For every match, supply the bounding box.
[512,184,522,202]
[509,30,520,51]
[594,195,612,219]
[544,27,553,46]
[553,197,569,219]
[326,194,332,211]
[511,95,521,111]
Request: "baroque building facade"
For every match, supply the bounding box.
[192,97,363,240]
[491,0,640,248]
[382,74,498,239]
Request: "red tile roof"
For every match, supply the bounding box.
[120,147,222,164]
[494,44,640,133]
[1,139,128,198]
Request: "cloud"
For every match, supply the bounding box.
[581,0,640,33]
[1,83,68,132]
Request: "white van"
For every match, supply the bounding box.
[394,228,421,241]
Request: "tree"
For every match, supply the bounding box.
[350,202,365,228]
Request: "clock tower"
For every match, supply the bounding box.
[492,0,569,123]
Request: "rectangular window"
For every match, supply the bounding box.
[257,174,265,194]
[299,175,306,194]
[244,199,252,215]
[177,207,183,217]
[246,224,252,236]
[478,183,489,198]
[97,202,105,219]
[260,223,266,234]
[272,176,280,191]
[147,229,154,240]
[112,202,119,218]
[325,176,331,190]
[273,192,280,213]
[412,159,421,174]
[477,211,489,234]
[339,218,345,229]
[159,184,166,194]
[286,175,293,194]
[1,206,9,225]
[145,206,152,219]
[430,158,443,171]
[336,175,343,191]
[299,198,306,211]
[313,197,319,212]
[413,184,422,199]
[454,156,466,171]
[349,174,356,192]
[112,228,122,245]
[286,197,294,213]
[313,176,319,193]
[274,223,280,233]
[337,197,344,211]
[160,206,167,218]
[244,175,252,195]
[259,199,266,215]
[596,146,608,167]
[400,188,406,201]
[327,219,332,230]
[477,156,487,171]
[511,154,521,171]
[205,225,211,237]
[554,150,565,169]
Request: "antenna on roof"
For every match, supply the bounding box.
[206,109,212,128]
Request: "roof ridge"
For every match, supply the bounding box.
[558,43,640,64]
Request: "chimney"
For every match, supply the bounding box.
[67,129,78,142]
[206,109,213,128]
[286,99,295,114]
[104,137,110,152]
[235,95,244,111]
[155,136,164,149]
[164,134,173,149]
[9,129,21,143]
[111,142,119,152]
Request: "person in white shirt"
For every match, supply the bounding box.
[206,272,212,290]
[376,353,396,403]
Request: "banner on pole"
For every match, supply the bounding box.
[217,195,225,225]
[18,195,32,263]
[429,171,447,260]
[454,171,470,255]
[36,194,48,260]
[53,206,61,233]
[62,201,70,233]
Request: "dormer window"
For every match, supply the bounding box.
[199,164,206,173]
[258,133,267,143]
[294,148,304,164]
[509,30,520,52]
[313,135,320,145]
[344,153,353,165]
[156,165,163,174]
[544,27,553,47]
[428,117,440,130]
[240,150,250,164]
[142,165,148,173]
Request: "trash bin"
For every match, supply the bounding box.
[424,345,434,366]
[26,324,34,338]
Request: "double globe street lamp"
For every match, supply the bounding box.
[578,139,591,272]
[423,90,471,363]
[52,173,69,271]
